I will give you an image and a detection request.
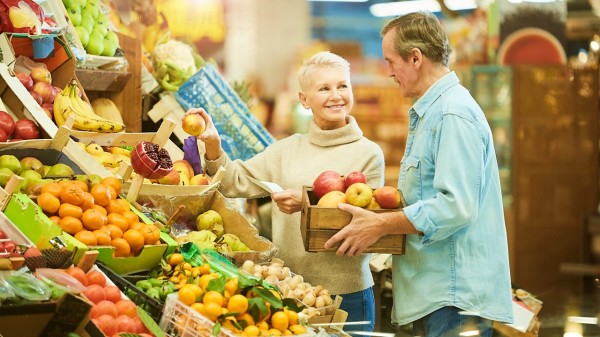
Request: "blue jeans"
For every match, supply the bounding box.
[412,306,494,337]
[338,287,375,332]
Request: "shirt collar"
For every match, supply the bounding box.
[411,71,460,118]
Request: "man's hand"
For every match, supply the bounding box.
[324,203,385,256]
[272,189,303,214]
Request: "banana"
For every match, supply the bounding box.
[52,89,69,127]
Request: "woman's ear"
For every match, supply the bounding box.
[298,92,309,109]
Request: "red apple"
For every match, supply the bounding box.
[156,169,180,185]
[3,241,15,254]
[189,173,209,185]
[32,81,57,103]
[0,128,8,142]
[30,66,52,84]
[312,170,345,200]
[0,111,15,137]
[344,171,367,189]
[345,182,373,208]
[373,186,401,209]
[0,230,6,239]
[29,90,43,105]
[13,119,40,140]
[15,72,33,90]
[173,159,194,179]
[317,190,346,208]
[181,113,206,136]
[41,103,54,120]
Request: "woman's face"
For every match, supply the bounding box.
[299,66,353,130]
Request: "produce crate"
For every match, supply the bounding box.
[95,262,163,323]
[0,211,32,270]
[300,186,406,254]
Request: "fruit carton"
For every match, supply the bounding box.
[0,211,31,270]
[300,186,406,254]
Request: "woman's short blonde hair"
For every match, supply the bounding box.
[298,51,351,91]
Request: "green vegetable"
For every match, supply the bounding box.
[146,287,161,301]
[136,280,152,291]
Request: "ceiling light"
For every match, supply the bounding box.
[369,0,477,17]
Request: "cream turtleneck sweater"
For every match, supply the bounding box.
[205,116,385,294]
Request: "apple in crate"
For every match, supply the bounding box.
[344,171,367,189]
[317,190,346,207]
[345,182,373,208]
[312,170,345,200]
[373,186,401,209]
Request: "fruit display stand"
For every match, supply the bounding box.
[300,186,406,254]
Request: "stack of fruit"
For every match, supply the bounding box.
[63,0,120,57]
[14,66,61,122]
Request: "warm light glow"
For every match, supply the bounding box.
[369,0,476,17]
[564,332,583,337]
[590,40,600,52]
[567,316,598,325]
[508,0,562,3]
[459,330,480,337]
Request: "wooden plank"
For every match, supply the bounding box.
[75,68,131,92]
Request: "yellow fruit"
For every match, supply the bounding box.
[270,311,289,333]
[285,308,299,326]
[203,290,224,306]
[227,294,249,314]
[288,324,307,335]
[178,286,197,306]
[201,302,222,321]
[268,328,283,336]
[244,325,260,337]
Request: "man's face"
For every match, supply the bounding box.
[382,30,419,98]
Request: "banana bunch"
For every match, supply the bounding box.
[53,80,125,133]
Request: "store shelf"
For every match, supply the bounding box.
[75,68,131,92]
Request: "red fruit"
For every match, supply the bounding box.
[31,81,56,103]
[130,141,173,179]
[373,186,402,209]
[115,314,137,333]
[29,91,43,105]
[83,284,106,304]
[12,119,40,140]
[3,241,15,254]
[0,128,7,142]
[86,270,107,287]
[0,230,5,240]
[30,66,52,84]
[104,285,122,302]
[91,300,118,318]
[0,111,16,136]
[95,314,118,336]
[24,246,42,258]
[312,171,345,200]
[181,113,206,136]
[115,299,137,317]
[344,171,367,189]
[65,266,88,286]
[15,72,33,90]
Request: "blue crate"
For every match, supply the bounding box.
[175,64,275,161]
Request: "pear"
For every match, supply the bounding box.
[0,167,15,187]
[19,157,44,175]
[196,210,224,237]
[19,169,43,193]
[218,233,250,252]
[0,155,21,173]
[88,174,102,188]
[45,163,74,178]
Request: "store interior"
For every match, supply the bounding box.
[1,0,600,336]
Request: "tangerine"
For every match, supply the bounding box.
[178,286,196,306]
[115,299,137,317]
[129,221,145,231]
[60,184,85,205]
[227,294,249,314]
[93,230,112,245]
[123,229,144,254]
[101,177,123,195]
[71,179,89,192]
[203,290,225,306]
[121,210,139,225]
[48,215,61,224]
[140,224,161,245]
[111,238,131,257]
[270,311,289,333]
[86,270,107,287]
[75,230,97,246]
[80,192,95,211]
[58,203,83,219]
[59,216,83,235]
[106,199,129,214]
[65,266,88,286]
[105,224,123,239]
[81,208,107,230]
[91,184,114,207]
[37,192,60,214]
[92,204,108,215]
[107,212,129,232]
[201,302,222,321]
[40,182,62,197]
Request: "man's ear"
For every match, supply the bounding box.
[411,48,423,66]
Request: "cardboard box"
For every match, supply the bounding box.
[0,301,57,337]
[300,186,406,254]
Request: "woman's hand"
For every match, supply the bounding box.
[184,108,222,160]
[271,189,303,214]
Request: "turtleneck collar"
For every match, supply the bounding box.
[308,115,364,147]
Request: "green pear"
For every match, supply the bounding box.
[196,210,224,237]
[0,155,21,173]
[63,0,80,10]
[85,31,104,55]
[88,174,102,188]
[79,13,95,33]
[0,167,15,187]
[19,157,44,175]
[19,169,43,193]
[67,7,82,26]
[74,174,90,186]
[75,26,90,47]
[45,163,74,178]
[42,165,51,177]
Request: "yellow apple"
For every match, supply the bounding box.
[317,190,346,208]
[345,182,373,208]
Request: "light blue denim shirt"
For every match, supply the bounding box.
[391,71,514,326]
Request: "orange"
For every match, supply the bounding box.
[121,210,139,225]
[71,179,89,192]
[37,192,61,214]
[92,204,108,215]
[59,216,83,235]
[101,177,123,195]
[80,192,95,211]
[93,229,112,245]
[105,224,123,239]
[236,312,256,327]
[178,286,197,306]
[90,184,114,207]
[140,224,161,245]
[75,230,97,246]
[65,267,88,286]
[111,238,131,257]
[129,221,145,231]
[58,203,83,219]
[81,208,107,231]
[227,294,249,314]
[106,199,129,214]
[203,290,224,306]
[123,229,144,254]
[270,311,289,333]
[201,302,222,321]
[107,213,129,232]
[48,215,61,224]
[60,184,85,205]
[40,182,62,197]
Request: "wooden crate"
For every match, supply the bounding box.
[300,186,406,254]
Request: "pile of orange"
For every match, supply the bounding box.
[36,176,161,257]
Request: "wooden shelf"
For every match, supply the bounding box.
[75,68,131,92]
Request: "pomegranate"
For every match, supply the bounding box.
[130,141,173,179]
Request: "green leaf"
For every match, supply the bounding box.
[237,273,262,291]
[283,297,305,313]
[136,306,166,337]
[252,286,283,311]
[212,321,222,336]
[248,297,269,323]
[206,275,226,294]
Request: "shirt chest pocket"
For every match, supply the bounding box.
[400,155,422,205]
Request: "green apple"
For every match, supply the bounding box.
[85,31,104,55]
[75,26,89,47]
[79,13,95,33]
[62,0,80,10]
[67,7,82,26]
[0,155,21,173]
[0,167,14,187]
[91,22,108,38]
[81,5,98,19]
